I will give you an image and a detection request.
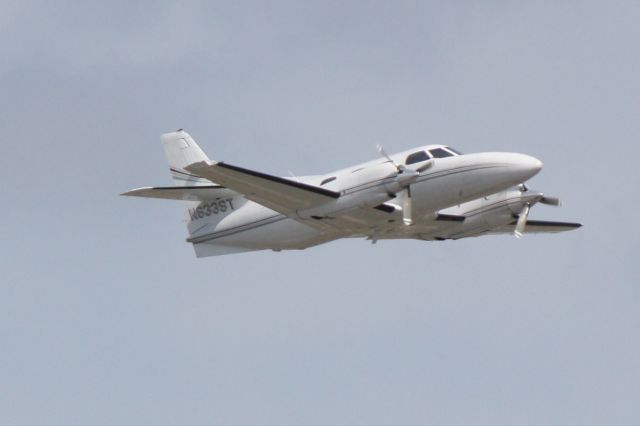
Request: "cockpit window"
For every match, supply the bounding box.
[405,151,430,165]
[429,148,454,158]
[445,146,463,155]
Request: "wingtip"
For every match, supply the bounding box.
[120,187,153,197]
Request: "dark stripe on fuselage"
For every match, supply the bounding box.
[170,167,206,179]
[341,163,507,195]
[187,214,286,244]
[152,185,226,190]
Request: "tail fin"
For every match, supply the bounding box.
[161,130,212,186]
[159,130,245,252]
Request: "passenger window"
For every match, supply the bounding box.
[429,148,453,158]
[405,151,430,165]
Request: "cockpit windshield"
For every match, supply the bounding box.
[428,147,463,158]
[445,146,463,155]
[429,148,454,158]
[406,147,462,165]
[405,151,430,165]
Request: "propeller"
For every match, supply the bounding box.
[539,195,561,206]
[376,145,433,226]
[520,185,561,207]
[514,203,531,239]
[513,189,562,238]
[377,144,405,172]
[398,187,413,225]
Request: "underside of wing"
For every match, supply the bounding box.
[121,185,237,201]
[184,161,340,215]
[491,219,582,234]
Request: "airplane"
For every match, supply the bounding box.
[122,130,581,257]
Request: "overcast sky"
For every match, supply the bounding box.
[1,1,638,425]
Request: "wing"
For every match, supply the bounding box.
[184,161,340,215]
[121,185,237,201]
[490,219,582,234]
[184,161,399,235]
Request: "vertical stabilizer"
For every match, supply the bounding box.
[158,130,244,251]
[161,130,212,186]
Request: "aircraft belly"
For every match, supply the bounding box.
[220,218,325,250]
[197,217,334,250]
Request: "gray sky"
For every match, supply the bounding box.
[1,1,638,425]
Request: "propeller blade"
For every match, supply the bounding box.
[514,203,530,239]
[540,196,561,206]
[377,144,409,174]
[401,187,413,226]
[376,144,390,160]
[376,144,404,171]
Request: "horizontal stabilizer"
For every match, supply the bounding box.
[121,185,237,202]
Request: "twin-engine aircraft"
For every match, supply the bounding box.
[123,130,581,257]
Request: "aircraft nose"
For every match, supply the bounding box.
[508,153,543,181]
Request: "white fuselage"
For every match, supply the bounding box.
[124,130,579,258]
[189,146,543,255]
